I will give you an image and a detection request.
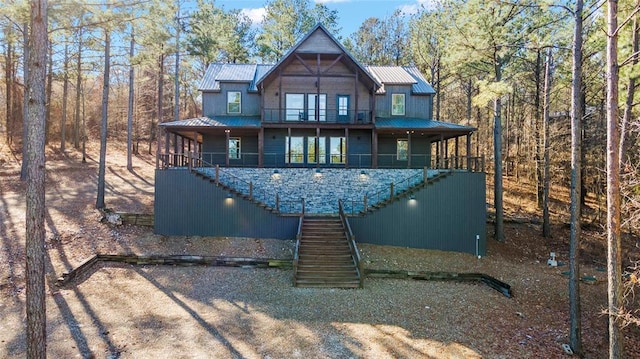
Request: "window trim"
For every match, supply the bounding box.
[285,93,305,121]
[227,91,242,114]
[391,93,405,116]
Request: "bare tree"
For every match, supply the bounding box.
[96,27,110,209]
[542,48,552,238]
[569,0,584,355]
[127,30,135,171]
[606,0,623,356]
[25,0,48,357]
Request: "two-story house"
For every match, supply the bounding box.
[154,24,486,264]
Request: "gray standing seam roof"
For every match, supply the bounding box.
[159,116,261,128]
[375,117,474,131]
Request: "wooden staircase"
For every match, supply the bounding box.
[294,217,361,288]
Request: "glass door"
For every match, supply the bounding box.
[308,94,326,122]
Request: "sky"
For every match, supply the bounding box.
[209,0,437,39]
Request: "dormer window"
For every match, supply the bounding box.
[392,93,405,116]
[227,91,241,114]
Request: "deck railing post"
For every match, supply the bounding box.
[363,195,368,212]
[301,198,305,215]
[423,166,428,184]
[390,183,394,201]
[276,194,280,212]
[188,151,192,171]
[249,181,253,200]
[215,165,219,184]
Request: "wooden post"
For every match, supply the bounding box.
[455,136,459,169]
[225,129,230,167]
[407,131,412,169]
[188,151,192,171]
[363,195,368,212]
[301,197,305,215]
[372,129,378,168]
[258,128,264,167]
[276,194,280,212]
[424,166,428,184]
[215,164,219,184]
[249,181,253,200]
[390,183,394,201]
[439,134,444,168]
[316,127,320,165]
[345,127,349,168]
[466,133,472,171]
[193,131,199,166]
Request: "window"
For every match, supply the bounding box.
[337,95,349,116]
[392,93,405,116]
[227,91,241,114]
[285,94,305,121]
[229,137,241,159]
[285,136,304,163]
[330,137,346,164]
[307,136,327,164]
[308,94,326,121]
[397,139,408,161]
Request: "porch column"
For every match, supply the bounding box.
[444,138,449,168]
[354,71,359,123]
[439,134,444,168]
[372,129,378,168]
[407,131,412,169]
[455,136,459,169]
[287,127,291,166]
[193,131,199,166]
[466,133,472,171]
[173,133,178,166]
[435,140,439,168]
[258,128,264,168]
[344,127,349,168]
[225,129,230,167]
[316,127,320,166]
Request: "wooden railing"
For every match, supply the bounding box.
[293,215,304,286]
[262,108,373,124]
[339,199,363,288]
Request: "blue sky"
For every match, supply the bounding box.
[210,0,436,39]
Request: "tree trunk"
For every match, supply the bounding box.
[45,36,52,144]
[619,9,639,167]
[21,21,30,181]
[127,31,135,171]
[5,25,13,144]
[534,49,544,208]
[152,53,164,158]
[569,0,584,355]
[494,63,504,243]
[74,22,83,150]
[61,42,69,152]
[25,1,48,357]
[96,29,110,209]
[606,1,623,357]
[542,49,552,238]
[174,12,180,123]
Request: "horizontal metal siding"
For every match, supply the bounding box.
[349,172,486,255]
[154,169,298,238]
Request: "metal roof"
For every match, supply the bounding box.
[367,66,417,84]
[250,64,275,92]
[402,66,436,94]
[159,116,261,128]
[198,63,224,91]
[375,117,475,131]
[215,64,257,82]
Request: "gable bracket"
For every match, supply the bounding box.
[322,54,344,75]
[294,53,315,75]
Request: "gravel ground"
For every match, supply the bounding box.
[1,141,638,358]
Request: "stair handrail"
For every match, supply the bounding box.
[293,215,303,286]
[190,152,288,213]
[339,199,363,288]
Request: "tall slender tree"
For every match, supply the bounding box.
[569,0,584,354]
[605,0,623,356]
[25,0,48,357]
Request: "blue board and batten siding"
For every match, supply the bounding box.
[155,169,299,238]
[349,171,487,255]
[155,169,486,255]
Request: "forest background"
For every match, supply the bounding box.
[2,0,640,356]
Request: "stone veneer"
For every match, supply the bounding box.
[196,168,442,214]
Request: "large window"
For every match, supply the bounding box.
[392,93,405,116]
[308,94,326,121]
[330,137,346,164]
[307,136,327,164]
[229,137,241,159]
[285,136,304,163]
[285,94,305,121]
[227,91,241,114]
[397,139,408,161]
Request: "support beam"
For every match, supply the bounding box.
[287,127,291,166]
[455,136,459,169]
[316,127,320,166]
[439,134,444,168]
[467,133,472,171]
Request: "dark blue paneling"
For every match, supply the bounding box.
[349,172,486,255]
[155,169,298,238]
